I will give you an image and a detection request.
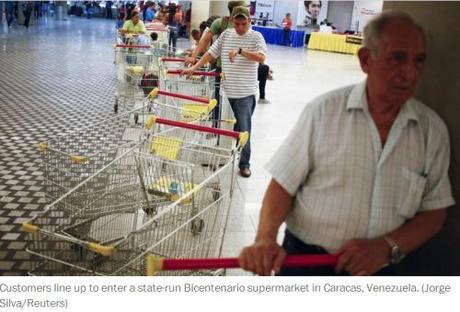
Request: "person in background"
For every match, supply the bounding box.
[120,11,146,35]
[84,1,91,19]
[33,1,41,19]
[182,6,268,178]
[166,3,180,49]
[175,5,185,37]
[144,2,156,22]
[189,29,201,51]
[5,1,14,28]
[106,1,113,19]
[22,1,33,28]
[239,11,454,276]
[282,13,292,47]
[258,63,271,104]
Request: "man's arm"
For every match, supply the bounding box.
[336,208,447,276]
[181,52,216,76]
[229,49,266,63]
[185,30,214,65]
[239,179,294,276]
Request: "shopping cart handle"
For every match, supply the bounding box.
[160,57,186,62]
[115,44,152,49]
[149,88,210,104]
[146,115,242,139]
[147,254,338,275]
[167,69,222,77]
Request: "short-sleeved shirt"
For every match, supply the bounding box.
[122,19,147,33]
[208,28,267,99]
[144,8,155,21]
[209,17,233,68]
[266,81,455,253]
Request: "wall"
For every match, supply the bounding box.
[351,0,383,32]
[273,0,298,26]
[190,0,210,34]
[383,1,460,275]
[209,0,229,18]
[326,0,354,32]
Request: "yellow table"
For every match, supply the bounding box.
[308,32,362,55]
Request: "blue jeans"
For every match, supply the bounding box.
[228,95,256,169]
[277,230,398,276]
[169,28,178,49]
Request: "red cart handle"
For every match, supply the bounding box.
[166,69,222,77]
[160,57,186,62]
[147,254,338,275]
[148,88,210,104]
[145,115,249,148]
[115,44,151,49]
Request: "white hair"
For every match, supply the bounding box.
[363,11,425,57]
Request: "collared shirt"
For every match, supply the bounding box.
[208,28,267,99]
[266,81,455,253]
[122,20,146,33]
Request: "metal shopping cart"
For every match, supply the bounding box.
[23,117,249,276]
[146,87,217,123]
[159,60,221,99]
[37,108,149,204]
[114,42,158,113]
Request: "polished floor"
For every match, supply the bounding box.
[0,16,365,275]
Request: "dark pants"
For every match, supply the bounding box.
[283,28,291,46]
[5,5,14,27]
[23,9,32,28]
[106,7,112,19]
[169,28,178,49]
[277,230,398,276]
[258,64,269,100]
[228,95,256,169]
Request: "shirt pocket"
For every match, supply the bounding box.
[398,168,427,219]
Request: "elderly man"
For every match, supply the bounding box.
[182,6,267,178]
[239,11,455,276]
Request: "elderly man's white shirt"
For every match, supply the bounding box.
[266,81,455,252]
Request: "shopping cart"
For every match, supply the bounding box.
[160,68,222,99]
[114,43,157,113]
[23,117,249,276]
[147,87,217,123]
[37,108,148,204]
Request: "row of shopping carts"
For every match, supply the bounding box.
[21,25,247,276]
[22,25,338,276]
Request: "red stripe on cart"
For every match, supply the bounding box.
[161,255,338,270]
[155,117,241,139]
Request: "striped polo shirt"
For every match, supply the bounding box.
[266,81,455,253]
[208,28,267,99]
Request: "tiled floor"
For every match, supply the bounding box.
[0,16,365,275]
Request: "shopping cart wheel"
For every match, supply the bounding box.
[134,113,139,125]
[191,218,204,235]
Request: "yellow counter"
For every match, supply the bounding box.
[308,32,362,55]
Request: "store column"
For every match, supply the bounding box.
[383,1,460,275]
[190,0,210,36]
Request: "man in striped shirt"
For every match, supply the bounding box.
[182,6,268,178]
[239,11,455,275]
